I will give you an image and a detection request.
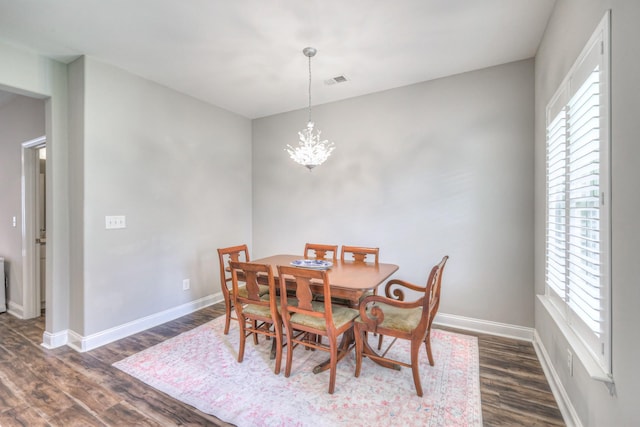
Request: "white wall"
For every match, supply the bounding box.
[0,43,254,344]
[253,59,535,327]
[0,95,45,309]
[534,1,640,425]
[75,57,253,336]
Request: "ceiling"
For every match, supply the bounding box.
[0,0,556,119]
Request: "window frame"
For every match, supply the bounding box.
[543,11,612,381]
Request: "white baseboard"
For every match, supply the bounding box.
[533,330,582,427]
[40,302,529,353]
[42,329,69,349]
[434,312,535,341]
[48,293,223,352]
[7,300,24,319]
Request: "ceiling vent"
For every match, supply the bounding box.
[324,75,348,85]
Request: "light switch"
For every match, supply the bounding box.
[105,215,126,229]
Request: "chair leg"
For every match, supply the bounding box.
[410,340,423,397]
[354,325,364,378]
[269,334,277,359]
[223,297,232,335]
[424,331,435,366]
[328,334,338,394]
[252,320,259,345]
[284,328,294,378]
[237,317,246,363]
[273,321,283,375]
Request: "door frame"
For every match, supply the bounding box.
[21,135,46,319]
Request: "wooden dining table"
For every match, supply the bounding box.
[252,254,399,308]
[251,254,400,373]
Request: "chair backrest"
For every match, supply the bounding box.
[277,265,335,329]
[229,261,276,309]
[340,246,379,264]
[217,245,250,296]
[303,243,338,262]
[423,256,449,332]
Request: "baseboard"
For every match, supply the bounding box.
[433,312,534,341]
[533,330,582,427]
[59,293,223,352]
[42,329,69,349]
[46,300,528,352]
[7,300,24,319]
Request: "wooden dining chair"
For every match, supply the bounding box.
[217,245,268,335]
[303,243,338,262]
[277,265,359,394]
[340,246,379,264]
[341,245,380,296]
[229,261,283,374]
[354,255,449,397]
[328,246,381,308]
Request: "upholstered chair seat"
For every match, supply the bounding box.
[355,303,422,333]
[290,302,358,331]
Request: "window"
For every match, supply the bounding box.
[544,12,611,377]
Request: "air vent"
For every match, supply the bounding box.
[324,75,348,85]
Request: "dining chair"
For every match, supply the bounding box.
[340,246,379,264]
[277,265,359,394]
[340,245,380,298]
[217,245,269,335]
[323,245,381,310]
[229,261,283,374]
[354,255,449,397]
[303,243,338,262]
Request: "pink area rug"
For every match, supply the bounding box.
[113,316,482,426]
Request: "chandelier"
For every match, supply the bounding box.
[286,47,335,170]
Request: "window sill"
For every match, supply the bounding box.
[538,295,614,389]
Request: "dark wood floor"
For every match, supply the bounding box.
[0,304,564,426]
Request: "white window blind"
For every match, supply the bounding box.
[545,13,610,375]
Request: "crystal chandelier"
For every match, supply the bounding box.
[286,47,335,170]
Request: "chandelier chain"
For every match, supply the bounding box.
[307,53,312,123]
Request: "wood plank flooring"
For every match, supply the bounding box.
[0,304,564,426]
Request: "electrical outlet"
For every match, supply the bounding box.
[105,215,126,229]
[567,349,573,376]
[182,279,190,290]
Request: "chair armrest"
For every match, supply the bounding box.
[382,279,425,301]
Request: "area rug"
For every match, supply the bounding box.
[113,316,482,427]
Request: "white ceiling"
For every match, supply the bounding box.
[0,0,555,119]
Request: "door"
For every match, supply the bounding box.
[37,147,46,311]
[21,136,46,318]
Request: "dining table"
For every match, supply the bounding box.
[252,254,399,307]
[251,254,400,373]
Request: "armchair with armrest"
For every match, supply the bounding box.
[354,255,449,396]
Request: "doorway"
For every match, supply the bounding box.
[22,135,46,319]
